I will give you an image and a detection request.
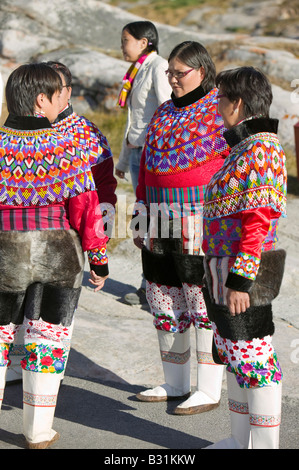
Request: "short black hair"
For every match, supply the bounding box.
[168,41,216,93]
[46,61,72,88]
[123,21,159,54]
[216,66,273,118]
[6,63,62,116]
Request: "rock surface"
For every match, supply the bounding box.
[0,0,298,154]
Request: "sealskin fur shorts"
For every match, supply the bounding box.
[0,229,84,327]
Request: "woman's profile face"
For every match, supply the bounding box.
[41,90,62,123]
[121,28,147,62]
[167,57,205,98]
[58,72,72,112]
[217,88,244,129]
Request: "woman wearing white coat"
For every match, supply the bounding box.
[116,21,172,194]
[116,21,172,306]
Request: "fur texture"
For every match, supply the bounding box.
[203,250,285,341]
[202,286,274,342]
[173,253,205,285]
[142,247,182,287]
[248,249,286,306]
[0,229,84,327]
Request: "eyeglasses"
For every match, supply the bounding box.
[165,68,193,80]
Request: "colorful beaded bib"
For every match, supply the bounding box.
[204,132,287,219]
[0,125,95,207]
[53,110,112,167]
[144,88,228,176]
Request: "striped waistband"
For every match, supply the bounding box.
[146,185,205,218]
[0,206,71,231]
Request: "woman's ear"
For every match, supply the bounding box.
[35,93,46,114]
[140,37,148,51]
[199,66,205,81]
[233,98,243,115]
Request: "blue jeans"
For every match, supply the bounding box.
[129,147,143,195]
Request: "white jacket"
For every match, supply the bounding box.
[116,52,172,173]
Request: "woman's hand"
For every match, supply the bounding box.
[89,271,108,292]
[226,288,250,316]
[115,168,125,179]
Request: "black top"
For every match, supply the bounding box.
[224,117,279,149]
[171,85,206,108]
[55,105,74,123]
[4,114,52,131]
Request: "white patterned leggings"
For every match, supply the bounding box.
[146,281,212,333]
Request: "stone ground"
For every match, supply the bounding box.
[0,190,298,451]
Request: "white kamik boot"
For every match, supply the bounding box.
[247,382,282,449]
[174,328,224,414]
[0,364,7,410]
[6,326,24,384]
[136,329,191,402]
[206,371,251,448]
[23,370,61,449]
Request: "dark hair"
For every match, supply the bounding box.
[6,63,62,116]
[123,21,159,54]
[168,41,216,93]
[46,61,72,87]
[216,66,273,118]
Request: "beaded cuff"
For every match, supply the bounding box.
[88,247,108,266]
[230,252,261,280]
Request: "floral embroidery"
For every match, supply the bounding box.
[213,327,282,389]
[249,413,281,427]
[146,281,211,333]
[0,343,10,367]
[21,343,67,374]
[203,217,278,259]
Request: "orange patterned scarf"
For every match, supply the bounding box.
[118,53,152,107]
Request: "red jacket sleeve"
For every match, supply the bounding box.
[238,207,271,260]
[91,158,117,208]
[67,190,109,275]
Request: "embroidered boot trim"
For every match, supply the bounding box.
[23,391,57,407]
[229,398,249,415]
[161,348,190,365]
[249,413,281,427]
[196,351,215,365]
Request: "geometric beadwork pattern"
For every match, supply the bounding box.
[204,132,287,219]
[53,112,112,166]
[0,126,95,207]
[144,88,228,176]
[87,246,108,266]
[231,251,261,280]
